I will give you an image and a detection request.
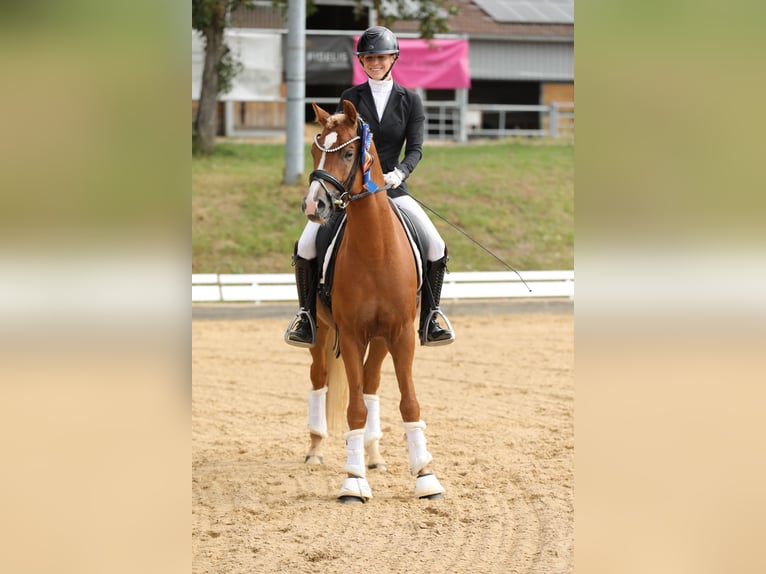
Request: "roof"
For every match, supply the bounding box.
[230,0,574,40]
[389,0,574,39]
[471,0,573,24]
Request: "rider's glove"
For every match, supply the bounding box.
[383,167,405,189]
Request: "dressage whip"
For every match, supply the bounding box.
[400,190,532,292]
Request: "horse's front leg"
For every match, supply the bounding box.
[337,333,372,503]
[389,327,446,500]
[363,338,388,471]
[305,320,331,465]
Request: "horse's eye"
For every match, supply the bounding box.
[343,149,354,161]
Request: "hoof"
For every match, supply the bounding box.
[419,492,444,500]
[367,463,387,472]
[338,495,365,504]
[304,455,323,465]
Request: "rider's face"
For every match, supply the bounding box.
[360,54,396,80]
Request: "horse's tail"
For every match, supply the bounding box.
[325,333,348,433]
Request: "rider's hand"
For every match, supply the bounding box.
[383,167,405,189]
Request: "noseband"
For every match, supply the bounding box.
[309,119,382,210]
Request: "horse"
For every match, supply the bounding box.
[299,100,445,503]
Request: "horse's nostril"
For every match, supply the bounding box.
[317,199,326,211]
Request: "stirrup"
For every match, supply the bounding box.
[420,309,455,347]
[284,309,316,348]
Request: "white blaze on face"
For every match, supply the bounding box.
[304,130,338,215]
[318,131,338,167]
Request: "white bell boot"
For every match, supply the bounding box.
[342,428,366,478]
[414,473,446,499]
[402,420,433,476]
[364,394,383,446]
[337,476,373,502]
[307,386,327,438]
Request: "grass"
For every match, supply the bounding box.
[192,136,573,273]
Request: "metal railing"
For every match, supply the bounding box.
[423,101,574,141]
[223,98,574,141]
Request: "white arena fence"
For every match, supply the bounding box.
[192,271,574,303]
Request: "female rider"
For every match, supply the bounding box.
[285,26,454,348]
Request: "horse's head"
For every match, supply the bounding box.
[302,100,363,224]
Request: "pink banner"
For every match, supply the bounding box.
[352,38,470,89]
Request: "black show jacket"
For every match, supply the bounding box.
[336,81,425,199]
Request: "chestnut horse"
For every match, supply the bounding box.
[300,101,445,503]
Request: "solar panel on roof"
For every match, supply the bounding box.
[471,0,574,24]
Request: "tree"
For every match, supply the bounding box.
[193,0,252,155]
[192,0,456,156]
[374,0,458,39]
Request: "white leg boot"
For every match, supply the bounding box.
[307,386,327,438]
[402,420,433,475]
[342,428,366,477]
[338,428,372,502]
[363,394,383,445]
[364,394,387,471]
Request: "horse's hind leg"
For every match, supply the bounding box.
[305,320,331,465]
[363,338,388,471]
[305,391,326,464]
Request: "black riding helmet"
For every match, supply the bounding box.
[356,26,399,80]
[355,26,400,56]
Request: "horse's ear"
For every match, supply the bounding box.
[342,99,358,125]
[312,102,330,125]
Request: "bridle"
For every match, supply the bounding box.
[309,118,385,211]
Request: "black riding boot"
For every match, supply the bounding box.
[284,245,317,348]
[419,252,455,346]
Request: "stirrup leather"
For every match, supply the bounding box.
[284,309,316,348]
[419,308,455,347]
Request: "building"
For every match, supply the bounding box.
[192,0,574,139]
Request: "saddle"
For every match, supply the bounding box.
[315,199,429,311]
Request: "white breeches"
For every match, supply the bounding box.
[391,195,446,262]
[297,221,321,260]
[295,196,446,262]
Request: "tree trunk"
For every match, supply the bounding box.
[195,26,225,155]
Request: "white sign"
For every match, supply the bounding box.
[192,29,282,101]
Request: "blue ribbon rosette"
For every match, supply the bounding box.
[360,122,378,193]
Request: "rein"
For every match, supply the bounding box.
[341,184,389,205]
